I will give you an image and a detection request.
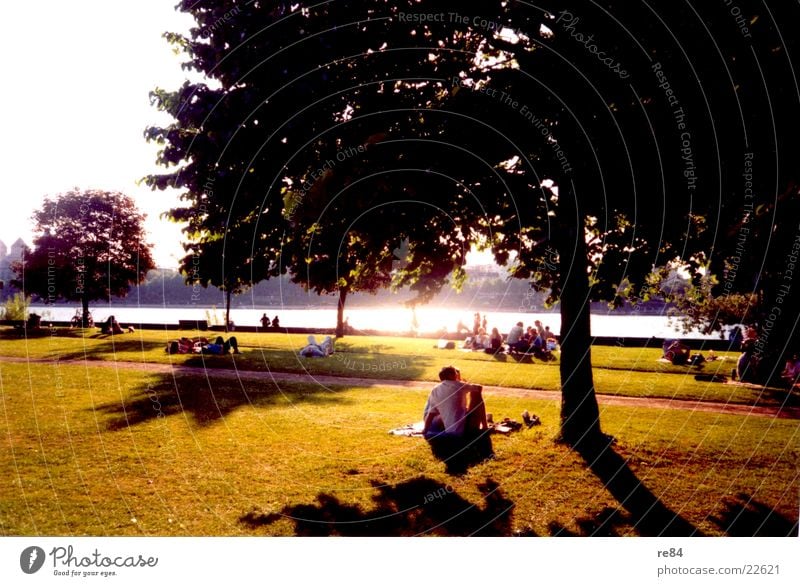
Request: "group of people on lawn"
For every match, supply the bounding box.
[460,318,558,360]
[166,335,240,355]
[663,324,800,388]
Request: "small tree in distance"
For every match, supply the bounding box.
[12,189,156,326]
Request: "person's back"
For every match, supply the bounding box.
[424,379,468,437]
[507,322,524,345]
[422,366,492,472]
[489,328,502,351]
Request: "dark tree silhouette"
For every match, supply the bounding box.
[146,0,799,446]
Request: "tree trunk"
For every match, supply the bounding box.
[225,289,232,333]
[336,287,348,338]
[556,197,603,447]
[81,295,91,328]
[756,271,798,386]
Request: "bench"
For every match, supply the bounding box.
[178,319,208,331]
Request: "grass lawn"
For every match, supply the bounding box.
[0,357,797,536]
[0,327,793,407]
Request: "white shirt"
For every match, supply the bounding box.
[423,379,477,436]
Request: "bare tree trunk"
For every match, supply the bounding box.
[81,295,91,328]
[336,287,348,338]
[556,193,603,447]
[225,289,232,333]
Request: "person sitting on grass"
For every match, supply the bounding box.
[470,328,490,350]
[544,326,558,351]
[662,339,691,365]
[736,339,757,382]
[101,315,124,335]
[485,327,503,354]
[506,321,526,353]
[421,366,493,472]
[781,353,800,388]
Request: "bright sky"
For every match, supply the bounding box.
[0,2,495,270]
[0,1,195,268]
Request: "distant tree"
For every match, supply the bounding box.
[12,189,156,325]
[1,292,31,321]
[179,229,270,331]
[665,184,800,381]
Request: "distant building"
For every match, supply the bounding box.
[0,237,29,286]
[6,238,27,264]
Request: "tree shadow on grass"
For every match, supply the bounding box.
[757,385,800,408]
[575,440,702,536]
[93,373,350,430]
[239,477,518,536]
[711,493,799,536]
[52,338,168,362]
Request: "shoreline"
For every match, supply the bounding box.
[3,319,740,351]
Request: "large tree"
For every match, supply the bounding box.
[13,189,156,325]
[148,0,798,448]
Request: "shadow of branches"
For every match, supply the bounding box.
[93,373,350,429]
[240,477,517,536]
[711,493,798,536]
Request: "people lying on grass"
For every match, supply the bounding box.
[166,336,239,355]
[100,315,124,335]
[299,334,334,357]
[421,366,489,440]
[661,339,691,365]
[201,336,239,355]
[167,337,206,354]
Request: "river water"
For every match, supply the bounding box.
[29,305,723,340]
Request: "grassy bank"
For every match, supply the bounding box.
[0,328,792,406]
[0,360,797,536]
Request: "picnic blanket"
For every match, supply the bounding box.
[389,422,425,437]
[389,416,538,437]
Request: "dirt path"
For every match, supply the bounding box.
[1,355,797,419]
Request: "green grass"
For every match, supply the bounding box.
[0,328,790,406]
[0,360,797,536]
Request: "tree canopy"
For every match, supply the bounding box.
[13,189,156,324]
[148,0,799,446]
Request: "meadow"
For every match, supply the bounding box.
[0,328,797,536]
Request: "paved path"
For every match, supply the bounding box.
[1,355,798,419]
